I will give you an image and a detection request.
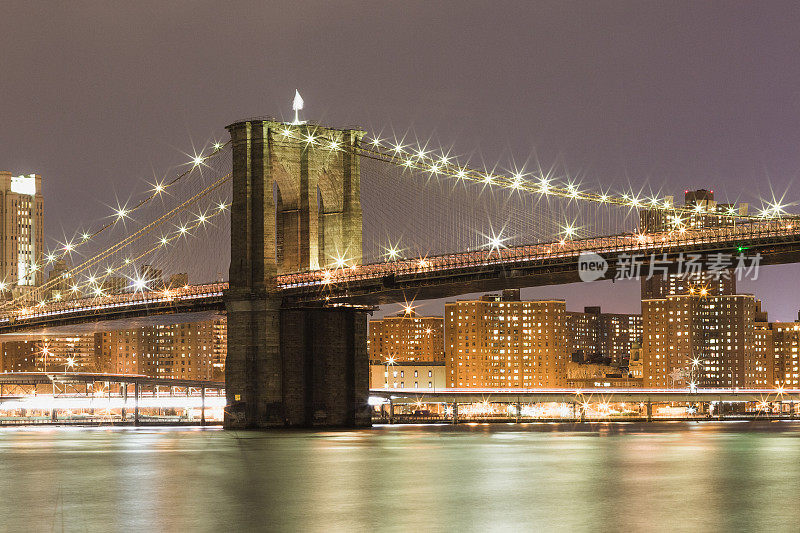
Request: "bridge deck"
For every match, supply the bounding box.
[3,219,800,332]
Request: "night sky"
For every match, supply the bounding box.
[3,1,800,319]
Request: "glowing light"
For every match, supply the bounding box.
[115,207,128,220]
[63,242,74,252]
[217,202,229,211]
[213,142,223,150]
[178,225,188,235]
[131,276,149,292]
[384,246,400,261]
[328,140,341,150]
[0,281,6,291]
[562,225,575,238]
[81,233,91,241]
[539,178,550,194]
[46,253,56,263]
[192,155,204,167]
[160,237,169,246]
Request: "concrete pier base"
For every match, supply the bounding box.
[224,301,370,429]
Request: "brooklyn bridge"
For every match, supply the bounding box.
[3,116,800,428]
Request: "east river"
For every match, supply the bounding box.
[2,422,800,532]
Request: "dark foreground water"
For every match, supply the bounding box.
[2,422,800,532]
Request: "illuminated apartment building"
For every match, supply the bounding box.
[368,310,444,363]
[745,308,773,388]
[565,306,642,364]
[0,171,44,294]
[96,318,226,380]
[0,340,39,372]
[770,322,800,388]
[444,289,567,388]
[44,335,99,371]
[642,290,764,388]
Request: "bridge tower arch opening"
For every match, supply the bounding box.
[224,119,370,429]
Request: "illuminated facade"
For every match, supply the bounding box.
[770,322,800,388]
[0,171,44,293]
[368,310,444,363]
[642,292,766,388]
[1,318,226,380]
[97,317,226,380]
[565,306,642,365]
[444,289,567,388]
[369,361,445,390]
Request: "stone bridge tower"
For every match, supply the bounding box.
[224,119,371,429]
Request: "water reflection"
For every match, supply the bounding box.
[1,422,799,532]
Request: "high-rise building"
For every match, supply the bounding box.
[444,289,568,388]
[0,172,44,294]
[96,319,225,380]
[770,322,800,388]
[642,291,765,388]
[368,310,444,363]
[565,306,642,365]
[747,309,773,388]
[0,340,39,372]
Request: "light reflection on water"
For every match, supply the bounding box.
[1,422,800,532]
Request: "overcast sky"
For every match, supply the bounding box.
[3,1,800,319]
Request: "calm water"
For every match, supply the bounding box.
[1,422,800,532]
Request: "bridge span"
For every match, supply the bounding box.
[3,216,800,335]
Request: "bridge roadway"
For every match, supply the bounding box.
[3,218,800,334]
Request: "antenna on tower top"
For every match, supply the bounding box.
[291,90,306,125]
